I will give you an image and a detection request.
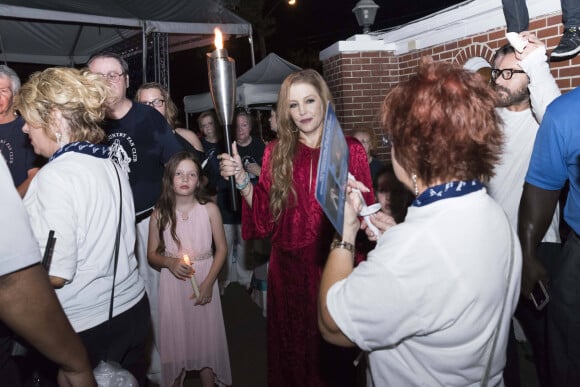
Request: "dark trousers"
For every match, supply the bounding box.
[502,0,529,32]
[547,232,580,386]
[78,295,150,386]
[504,242,560,387]
[0,323,21,387]
[562,0,580,27]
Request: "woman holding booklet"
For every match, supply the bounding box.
[319,59,522,386]
[219,69,373,387]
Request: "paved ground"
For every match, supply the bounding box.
[184,283,267,387]
[183,283,541,387]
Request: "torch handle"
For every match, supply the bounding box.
[223,124,239,212]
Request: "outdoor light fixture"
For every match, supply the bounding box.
[265,0,296,18]
[352,0,379,34]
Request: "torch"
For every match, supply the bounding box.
[207,28,238,211]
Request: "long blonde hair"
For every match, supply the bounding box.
[269,69,333,221]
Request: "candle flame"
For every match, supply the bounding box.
[183,254,191,265]
[214,28,223,50]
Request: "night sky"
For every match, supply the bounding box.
[169,0,467,118]
[267,0,466,55]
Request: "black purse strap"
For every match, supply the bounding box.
[105,161,123,361]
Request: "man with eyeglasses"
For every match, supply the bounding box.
[488,32,561,387]
[87,51,183,385]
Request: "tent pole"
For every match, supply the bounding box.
[142,22,147,84]
[248,28,256,67]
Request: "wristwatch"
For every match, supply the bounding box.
[330,239,355,254]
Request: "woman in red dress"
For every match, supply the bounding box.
[219,69,374,386]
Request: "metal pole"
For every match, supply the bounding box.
[141,22,147,84]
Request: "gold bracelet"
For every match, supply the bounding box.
[330,239,355,254]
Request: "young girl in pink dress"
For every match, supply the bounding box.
[148,151,232,387]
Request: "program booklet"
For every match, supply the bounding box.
[315,102,349,235]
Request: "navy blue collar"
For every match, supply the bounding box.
[412,180,484,207]
[50,141,110,162]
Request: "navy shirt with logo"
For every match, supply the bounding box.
[103,103,183,213]
[237,136,265,185]
[0,116,42,186]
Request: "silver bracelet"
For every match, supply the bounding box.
[235,173,250,190]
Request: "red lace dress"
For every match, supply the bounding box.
[242,137,374,387]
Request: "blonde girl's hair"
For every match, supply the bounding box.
[269,69,333,221]
[15,67,109,144]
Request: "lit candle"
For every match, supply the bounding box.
[183,254,200,299]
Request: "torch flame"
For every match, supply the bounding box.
[214,28,223,50]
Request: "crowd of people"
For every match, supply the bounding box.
[1,18,579,387]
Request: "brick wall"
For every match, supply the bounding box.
[322,13,580,163]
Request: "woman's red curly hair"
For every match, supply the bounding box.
[381,57,503,185]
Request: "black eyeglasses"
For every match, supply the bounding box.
[490,68,526,81]
[143,99,165,108]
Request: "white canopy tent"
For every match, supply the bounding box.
[0,0,253,66]
[183,52,301,115]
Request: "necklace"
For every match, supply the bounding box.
[309,155,313,194]
[177,204,195,221]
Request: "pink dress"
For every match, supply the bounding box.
[159,203,232,387]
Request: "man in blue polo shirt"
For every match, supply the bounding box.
[87,51,183,385]
[519,86,580,386]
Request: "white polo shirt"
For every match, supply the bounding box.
[327,190,521,386]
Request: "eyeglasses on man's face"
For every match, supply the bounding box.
[96,72,126,83]
[143,98,165,108]
[490,68,526,81]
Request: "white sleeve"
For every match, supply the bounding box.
[0,158,41,276]
[326,258,422,351]
[519,46,561,123]
[326,227,473,352]
[24,166,79,282]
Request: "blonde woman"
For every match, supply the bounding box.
[17,67,149,385]
[219,69,374,387]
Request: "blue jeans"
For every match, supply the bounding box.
[502,0,580,32]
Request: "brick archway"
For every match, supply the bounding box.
[453,43,495,67]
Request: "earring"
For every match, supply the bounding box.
[55,132,63,148]
[412,174,419,196]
